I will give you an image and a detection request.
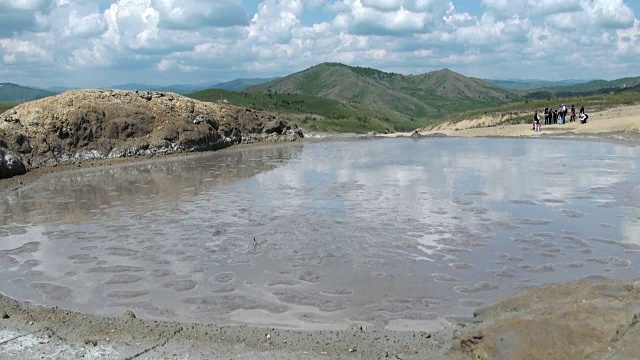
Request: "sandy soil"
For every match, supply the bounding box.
[386,104,640,142]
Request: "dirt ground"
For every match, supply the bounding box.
[386,104,640,143]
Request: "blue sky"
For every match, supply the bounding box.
[1,0,639,88]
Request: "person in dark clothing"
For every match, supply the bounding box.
[570,105,576,122]
[544,108,549,125]
[553,108,558,124]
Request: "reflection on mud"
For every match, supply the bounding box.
[0,138,639,330]
[0,145,302,225]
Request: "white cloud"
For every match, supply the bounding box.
[482,0,581,17]
[103,0,160,50]
[351,3,431,34]
[361,0,402,11]
[0,0,638,87]
[0,37,48,62]
[586,0,635,28]
[444,12,477,27]
[156,58,197,71]
[616,19,640,54]
[248,0,303,44]
[61,10,106,37]
[338,0,456,36]
[152,0,247,29]
[0,0,54,12]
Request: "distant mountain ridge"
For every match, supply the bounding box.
[108,83,212,94]
[522,76,640,100]
[537,76,640,93]
[0,83,55,103]
[43,78,278,95]
[211,77,281,91]
[487,79,590,91]
[247,63,519,120]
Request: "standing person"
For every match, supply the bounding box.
[557,105,561,124]
[558,104,564,124]
[544,108,549,125]
[553,108,558,124]
[570,104,576,122]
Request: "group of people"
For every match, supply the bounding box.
[532,104,588,131]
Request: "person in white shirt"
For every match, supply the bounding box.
[580,112,588,124]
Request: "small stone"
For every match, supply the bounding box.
[1,311,9,319]
[84,339,98,347]
[123,310,136,319]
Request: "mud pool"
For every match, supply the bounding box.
[1,138,639,331]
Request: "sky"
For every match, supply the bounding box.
[1,0,640,88]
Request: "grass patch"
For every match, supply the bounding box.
[189,89,354,117]
[0,103,18,114]
[187,88,427,133]
[286,114,393,133]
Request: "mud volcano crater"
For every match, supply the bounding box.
[0,137,639,332]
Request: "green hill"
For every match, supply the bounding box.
[187,88,409,133]
[0,103,17,114]
[525,77,640,101]
[539,76,640,93]
[487,79,589,90]
[211,77,280,91]
[0,83,55,102]
[246,63,520,121]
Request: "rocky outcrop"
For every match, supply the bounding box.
[410,130,447,138]
[0,89,303,178]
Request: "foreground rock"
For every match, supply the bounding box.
[0,89,303,178]
[0,147,26,179]
[447,279,640,359]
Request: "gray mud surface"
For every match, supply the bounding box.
[1,137,640,358]
[1,279,640,359]
[0,292,455,359]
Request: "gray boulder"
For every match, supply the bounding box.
[0,147,27,179]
